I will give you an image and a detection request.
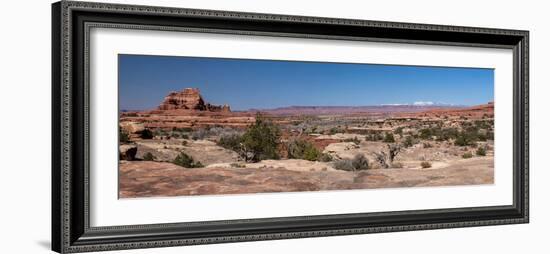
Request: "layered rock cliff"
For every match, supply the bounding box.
[157,88,230,112]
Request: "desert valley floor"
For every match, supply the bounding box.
[120,153,493,198]
[119,88,495,198]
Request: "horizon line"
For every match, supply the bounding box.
[120,101,494,112]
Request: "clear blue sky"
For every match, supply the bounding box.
[119,54,494,111]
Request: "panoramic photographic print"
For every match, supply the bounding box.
[118,55,495,198]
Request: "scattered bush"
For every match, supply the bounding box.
[332,159,355,171]
[189,127,242,141]
[333,154,369,171]
[119,128,130,143]
[419,128,434,140]
[476,147,487,156]
[140,128,154,139]
[287,139,322,161]
[191,129,207,140]
[143,152,156,161]
[402,136,415,148]
[328,127,344,135]
[172,152,204,168]
[239,114,281,162]
[351,154,370,170]
[172,127,193,132]
[181,140,188,146]
[218,134,243,152]
[383,133,395,143]
[420,127,460,141]
[462,152,473,159]
[365,133,383,141]
[394,127,404,135]
[420,161,432,168]
[317,153,333,162]
[454,132,473,146]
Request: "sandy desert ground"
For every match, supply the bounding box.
[118,88,495,198]
[119,157,493,198]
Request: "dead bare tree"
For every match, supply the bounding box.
[373,151,389,168]
[372,144,402,168]
[388,144,401,163]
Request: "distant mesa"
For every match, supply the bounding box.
[158,88,230,112]
[120,87,254,130]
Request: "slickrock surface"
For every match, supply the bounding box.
[119,157,493,198]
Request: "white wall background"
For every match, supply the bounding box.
[0,0,546,253]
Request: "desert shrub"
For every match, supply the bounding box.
[172,127,193,132]
[333,154,369,171]
[328,127,344,135]
[181,140,188,146]
[191,129,208,140]
[419,128,434,140]
[402,136,415,148]
[351,154,369,170]
[394,127,404,135]
[343,136,361,145]
[476,147,487,156]
[140,128,154,139]
[423,142,433,148]
[454,134,469,146]
[420,127,460,141]
[420,161,432,168]
[462,152,473,159]
[333,159,355,171]
[143,152,156,161]
[365,133,383,141]
[218,134,243,152]
[287,139,321,161]
[317,153,333,162]
[436,128,459,141]
[239,114,281,162]
[119,128,130,143]
[191,127,243,141]
[302,147,321,161]
[383,133,395,143]
[453,130,478,146]
[173,152,203,168]
[474,119,492,129]
[153,128,168,138]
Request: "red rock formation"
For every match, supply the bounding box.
[157,88,231,112]
[121,88,251,130]
[158,88,205,110]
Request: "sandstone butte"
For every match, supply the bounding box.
[120,88,255,130]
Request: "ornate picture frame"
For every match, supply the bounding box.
[52,1,529,253]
